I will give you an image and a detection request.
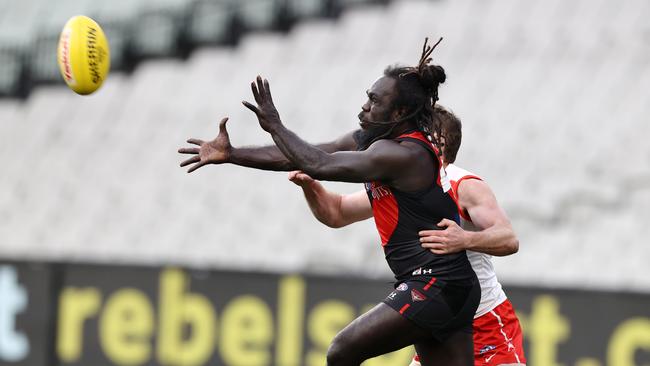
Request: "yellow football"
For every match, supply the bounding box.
[57,15,110,95]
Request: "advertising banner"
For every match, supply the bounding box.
[0,262,53,366]
[0,261,648,366]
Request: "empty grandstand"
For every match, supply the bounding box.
[1,0,649,292]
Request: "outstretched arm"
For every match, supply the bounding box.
[242,77,414,183]
[420,179,519,256]
[179,119,359,173]
[288,171,372,228]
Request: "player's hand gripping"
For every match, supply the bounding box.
[242,76,282,132]
[288,170,316,188]
[419,219,470,255]
[178,117,232,173]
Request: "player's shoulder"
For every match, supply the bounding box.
[445,164,482,182]
[360,139,418,167]
[371,137,419,152]
[449,165,499,207]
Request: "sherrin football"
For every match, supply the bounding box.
[57,15,110,95]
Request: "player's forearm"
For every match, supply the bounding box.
[300,181,345,228]
[229,138,345,172]
[268,124,334,177]
[464,224,519,256]
[229,146,296,171]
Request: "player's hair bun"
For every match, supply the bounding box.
[431,65,446,84]
[419,64,446,93]
[422,64,446,84]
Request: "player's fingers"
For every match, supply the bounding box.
[242,101,261,115]
[444,218,457,226]
[180,155,200,167]
[288,171,299,180]
[178,148,199,154]
[293,176,312,184]
[420,234,445,243]
[422,242,445,251]
[187,162,206,173]
[420,230,446,238]
[288,177,303,186]
[256,76,265,101]
[263,79,274,103]
[419,230,437,237]
[218,117,229,132]
[251,81,261,103]
[187,138,204,146]
[296,172,312,181]
[437,219,454,228]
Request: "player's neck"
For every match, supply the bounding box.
[390,122,417,139]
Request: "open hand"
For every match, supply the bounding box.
[178,117,231,173]
[419,219,469,255]
[242,76,282,132]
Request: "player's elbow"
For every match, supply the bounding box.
[326,219,346,229]
[495,223,519,256]
[314,207,346,229]
[506,236,519,255]
[323,212,351,228]
[316,216,345,228]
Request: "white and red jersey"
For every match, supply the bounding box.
[445,163,508,318]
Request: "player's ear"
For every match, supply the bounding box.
[393,107,407,120]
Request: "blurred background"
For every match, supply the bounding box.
[0,0,649,365]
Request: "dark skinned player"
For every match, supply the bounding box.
[179,39,480,365]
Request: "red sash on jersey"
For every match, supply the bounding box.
[369,131,449,246]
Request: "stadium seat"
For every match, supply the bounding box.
[338,0,377,7]
[236,0,280,31]
[286,0,326,19]
[0,0,43,47]
[130,6,185,57]
[186,0,235,45]
[29,0,96,82]
[0,49,23,96]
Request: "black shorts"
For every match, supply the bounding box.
[383,274,480,342]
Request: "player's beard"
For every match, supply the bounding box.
[355,109,397,150]
[354,125,394,151]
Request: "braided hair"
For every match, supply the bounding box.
[383,37,446,148]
